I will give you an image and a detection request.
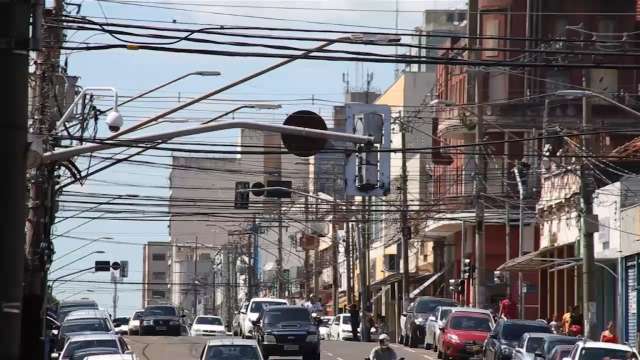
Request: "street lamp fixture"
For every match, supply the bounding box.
[246,104,282,110]
[192,71,222,77]
[49,250,106,275]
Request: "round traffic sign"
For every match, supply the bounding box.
[251,182,265,197]
[281,110,328,157]
[111,261,121,271]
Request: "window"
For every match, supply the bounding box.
[152,272,166,281]
[151,290,166,299]
[152,253,166,261]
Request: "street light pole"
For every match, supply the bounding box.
[49,250,105,274]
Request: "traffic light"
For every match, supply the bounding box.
[95,261,110,272]
[344,103,391,196]
[462,258,475,279]
[119,260,129,278]
[234,181,250,209]
[448,279,465,294]
[280,110,328,157]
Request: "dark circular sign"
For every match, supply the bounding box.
[251,182,265,197]
[111,261,121,271]
[281,110,328,157]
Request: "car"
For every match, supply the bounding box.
[438,311,493,360]
[190,315,226,336]
[254,305,320,360]
[483,319,553,360]
[513,333,554,360]
[83,355,136,360]
[127,310,144,336]
[563,341,639,360]
[239,298,288,339]
[319,316,333,340]
[329,314,354,341]
[403,296,457,348]
[112,317,130,335]
[57,299,99,322]
[547,344,575,360]
[430,307,494,352]
[425,306,457,350]
[52,334,135,360]
[527,335,578,360]
[139,304,184,336]
[199,338,264,360]
[57,310,115,351]
[233,303,248,336]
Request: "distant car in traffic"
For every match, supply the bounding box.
[53,334,135,360]
[83,355,136,360]
[319,316,333,340]
[239,298,288,339]
[438,311,493,360]
[425,306,457,350]
[547,344,575,360]
[112,317,130,335]
[483,319,552,360]
[57,310,115,351]
[199,338,263,360]
[254,305,320,360]
[403,296,457,348]
[563,341,639,360]
[190,315,226,337]
[537,334,578,360]
[139,304,184,336]
[127,310,144,336]
[328,313,354,341]
[512,333,551,360]
[57,299,99,322]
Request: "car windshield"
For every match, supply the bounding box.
[69,348,119,360]
[113,317,129,325]
[132,311,144,320]
[526,338,545,353]
[58,305,98,320]
[341,316,351,325]
[196,317,223,325]
[415,299,456,314]
[440,309,453,321]
[250,301,286,313]
[580,348,635,360]
[61,319,110,334]
[449,316,492,332]
[264,308,311,324]
[501,324,551,341]
[205,345,261,360]
[144,306,177,317]
[62,339,119,358]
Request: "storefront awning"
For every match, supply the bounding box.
[497,243,574,272]
[410,269,445,299]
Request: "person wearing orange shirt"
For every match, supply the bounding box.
[601,321,619,343]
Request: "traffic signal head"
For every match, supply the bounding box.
[281,110,328,157]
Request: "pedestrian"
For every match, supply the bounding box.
[377,314,389,335]
[600,321,619,343]
[349,303,360,340]
[561,306,572,335]
[498,295,517,319]
[548,314,559,334]
[570,306,583,328]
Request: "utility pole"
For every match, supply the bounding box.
[304,195,311,298]
[332,195,339,315]
[276,201,285,298]
[23,2,64,359]
[514,164,525,318]
[2,0,31,358]
[345,203,354,305]
[400,125,411,311]
[193,236,199,316]
[580,75,596,340]
[473,72,487,309]
[112,275,118,319]
[359,197,370,342]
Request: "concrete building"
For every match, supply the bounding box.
[142,242,171,307]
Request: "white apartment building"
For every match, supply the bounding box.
[142,242,171,307]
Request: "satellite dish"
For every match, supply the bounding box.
[281,110,328,157]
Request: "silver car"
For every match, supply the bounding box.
[424,306,457,350]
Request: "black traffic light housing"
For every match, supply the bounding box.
[462,258,475,279]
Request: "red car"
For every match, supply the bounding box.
[438,311,493,360]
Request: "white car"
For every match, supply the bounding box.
[83,355,135,360]
[319,316,334,340]
[53,334,136,360]
[127,310,144,336]
[424,306,456,350]
[190,315,226,336]
[239,298,288,339]
[329,314,354,341]
[562,340,639,360]
[513,333,552,360]
[199,338,263,360]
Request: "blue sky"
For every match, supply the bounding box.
[52,0,463,317]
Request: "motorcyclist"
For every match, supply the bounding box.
[369,334,397,360]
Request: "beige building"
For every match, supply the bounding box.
[142,242,171,307]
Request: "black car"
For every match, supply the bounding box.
[139,304,184,336]
[404,296,457,348]
[254,305,320,360]
[484,319,553,360]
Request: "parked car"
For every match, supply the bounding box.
[127,310,144,336]
[52,334,135,360]
[435,308,494,355]
[233,303,248,336]
[534,335,578,360]
[563,341,639,360]
[190,315,226,336]
[57,310,115,351]
[239,298,288,339]
[329,314,353,341]
[139,304,184,336]
[513,333,554,360]
[547,344,575,360]
[425,306,457,350]
[83,355,135,360]
[403,296,457,348]
[254,305,320,360]
[483,319,552,360]
[438,311,493,360]
[199,338,263,360]
[57,299,99,322]
[319,316,333,340]
[112,317,130,335]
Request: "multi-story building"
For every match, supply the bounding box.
[142,242,171,307]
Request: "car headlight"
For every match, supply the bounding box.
[501,346,513,355]
[169,320,180,325]
[263,335,277,344]
[306,334,319,342]
[447,334,460,343]
[142,320,153,326]
[415,317,426,325]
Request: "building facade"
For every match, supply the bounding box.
[142,242,171,307]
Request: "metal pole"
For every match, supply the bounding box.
[332,199,339,315]
[400,127,411,312]
[113,279,118,319]
[277,201,285,298]
[304,196,310,299]
[461,221,466,305]
[194,236,199,316]
[474,78,487,309]
[345,204,354,305]
[518,181,525,318]
[360,197,370,342]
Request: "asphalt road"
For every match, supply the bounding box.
[126,336,441,360]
